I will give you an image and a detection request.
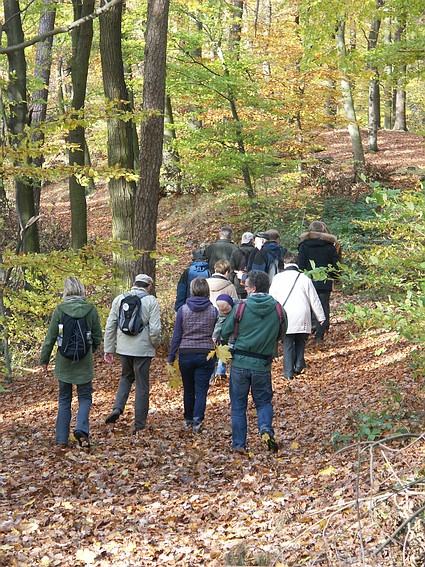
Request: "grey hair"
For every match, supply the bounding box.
[63,276,85,298]
[219,226,232,239]
[245,270,270,294]
[190,277,210,298]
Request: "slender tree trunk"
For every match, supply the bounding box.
[163,94,182,192]
[367,4,382,152]
[335,19,365,178]
[134,0,170,279]
[68,0,95,249]
[383,19,392,129]
[99,0,136,285]
[393,23,407,131]
[4,0,40,253]
[30,0,56,213]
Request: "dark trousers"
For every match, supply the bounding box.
[312,290,331,339]
[179,352,215,424]
[283,334,308,379]
[113,356,152,430]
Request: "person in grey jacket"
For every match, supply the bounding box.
[104,274,162,432]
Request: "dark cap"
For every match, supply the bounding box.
[254,232,270,240]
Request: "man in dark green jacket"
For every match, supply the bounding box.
[40,277,102,449]
[221,270,285,453]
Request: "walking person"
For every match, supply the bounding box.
[40,276,102,449]
[221,270,286,453]
[298,221,340,342]
[104,274,162,433]
[206,259,238,306]
[205,226,238,272]
[230,232,255,299]
[270,252,325,380]
[174,248,211,311]
[168,277,218,432]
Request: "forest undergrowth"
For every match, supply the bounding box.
[1,129,425,566]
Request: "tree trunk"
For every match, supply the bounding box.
[4,0,40,253]
[134,0,170,279]
[30,0,56,213]
[99,0,136,285]
[383,19,392,129]
[163,94,182,193]
[367,4,382,152]
[68,0,95,249]
[335,19,365,178]
[393,23,407,131]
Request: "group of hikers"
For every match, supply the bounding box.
[40,222,341,454]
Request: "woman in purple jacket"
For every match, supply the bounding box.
[168,277,218,432]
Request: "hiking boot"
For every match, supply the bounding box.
[261,431,279,453]
[74,430,90,448]
[192,421,203,433]
[232,447,249,456]
[105,409,121,424]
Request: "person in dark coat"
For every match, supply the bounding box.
[205,226,238,272]
[298,221,340,342]
[229,232,255,299]
[174,249,211,311]
[40,276,102,449]
[247,232,284,280]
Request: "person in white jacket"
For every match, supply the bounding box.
[270,252,325,380]
[104,274,162,432]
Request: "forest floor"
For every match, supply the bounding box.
[2,129,425,566]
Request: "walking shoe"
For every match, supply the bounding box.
[105,409,121,424]
[192,421,203,433]
[232,447,249,455]
[294,368,305,375]
[74,430,90,448]
[261,431,279,453]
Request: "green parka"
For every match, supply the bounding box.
[39,297,102,384]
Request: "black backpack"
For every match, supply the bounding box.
[118,293,145,335]
[58,307,93,363]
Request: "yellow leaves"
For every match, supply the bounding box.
[167,360,182,388]
[290,441,300,450]
[207,344,232,363]
[319,466,336,476]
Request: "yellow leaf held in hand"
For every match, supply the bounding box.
[207,344,232,363]
[167,361,182,388]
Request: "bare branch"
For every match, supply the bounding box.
[0,0,124,54]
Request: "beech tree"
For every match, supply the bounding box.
[134,0,170,278]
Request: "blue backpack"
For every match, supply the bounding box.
[187,261,211,293]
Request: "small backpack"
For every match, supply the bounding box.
[233,300,287,341]
[118,293,145,335]
[58,307,93,363]
[267,256,280,283]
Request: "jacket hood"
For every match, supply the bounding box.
[299,231,337,245]
[186,296,213,312]
[245,293,277,317]
[262,241,282,257]
[57,297,94,318]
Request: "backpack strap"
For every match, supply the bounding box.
[233,301,246,341]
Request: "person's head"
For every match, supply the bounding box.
[309,220,330,234]
[241,231,254,245]
[266,229,280,242]
[190,276,210,297]
[254,231,270,250]
[63,276,85,298]
[219,226,232,240]
[133,274,153,292]
[216,293,234,314]
[284,251,298,265]
[192,248,207,262]
[214,259,231,275]
[245,270,270,295]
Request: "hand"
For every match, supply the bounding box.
[104,353,114,364]
[319,320,325,326]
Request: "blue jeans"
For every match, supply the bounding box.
[56,381,93,445]
[214,359,227,377]
[179,353,215,424]
[283,334,308,379]
[229,366,274,450]
[114,356,152,430]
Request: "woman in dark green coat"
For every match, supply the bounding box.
[40,277,102,448]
